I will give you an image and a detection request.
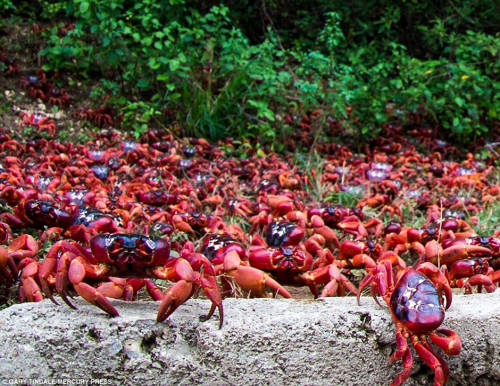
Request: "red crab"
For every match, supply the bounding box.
[76,106,116,127]
[65,207,119,244]
[0,54,19,75]
[171,212,210,235]
[19,112,57,137]
[423,239,493,266]
[358,261,461,386]
[136,190,179,207]
[249,222,355,298]
[0,221,12,244]
[38,234,224,327]
[19,71,69,107]
[0,234,39,287]
[194,234,292,299]
[45,85,70,107]
[0,199,74,231]
[442,257,497,293]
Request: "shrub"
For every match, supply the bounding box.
[12,0,496,144]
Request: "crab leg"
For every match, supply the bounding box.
[68,259,119,317]
[387,323,414,386]
[156,259,197,323]
[223,250,292,298]
[145,279,164,301]
[0,246,16,283]
[19,261,43,302]
[412,339,448,386]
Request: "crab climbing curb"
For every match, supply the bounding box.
[1,293,499,385]
[359,261,461,386]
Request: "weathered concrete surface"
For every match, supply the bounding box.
[0,292,499,385]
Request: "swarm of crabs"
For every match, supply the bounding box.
[1,63,500,386]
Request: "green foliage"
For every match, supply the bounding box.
[12,0,498,144]
[0,0,15,11]
[120,101,162,139]
[38,1,293,140]
[474,201,500,236]
[325,191,364,208]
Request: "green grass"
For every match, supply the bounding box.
[474,201,500,236]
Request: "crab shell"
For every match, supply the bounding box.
[201,233,246,265]
[24,200,74,228]
[90,233,170,267]
[266,221,305,247]
[390,269,445,335]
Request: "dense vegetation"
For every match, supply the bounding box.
[3,0,499,147]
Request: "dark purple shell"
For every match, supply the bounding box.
[201,233,245,264]
[25,200,74,228]
[390,269,444,334]
[91,164,109,180]
[266,221,304,247]
[136,190,178,206]
[91,233,170,267]
[72,207,115,228]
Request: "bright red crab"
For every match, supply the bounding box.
[0,234,39,288]
[249,221,356,298]
[195,233,292,299]
[38,233,224,327]
[75,106,117,128]
[358,261,461,386]
[18,112,57,136]
[0,199,75,231]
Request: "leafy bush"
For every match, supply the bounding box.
[14,0,498,144]
[39,1,293,140]
[0,0,15,11]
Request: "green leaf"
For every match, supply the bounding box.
[156,73,169,82]
[169,59,180,71]
[137,78,150,89]
[79,1,89,13]
[454,97,465,107]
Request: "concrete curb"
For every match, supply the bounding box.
[0,291,499,385]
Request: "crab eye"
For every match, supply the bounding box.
[145,238,156,251]
[105,235,114,248]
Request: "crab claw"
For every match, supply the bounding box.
[156,257,224,327]
[7,234,38,260]
[378,251,406,270]
[320,264,358,297]
[69,259,119,317]
[429,329,462,356]
[0,245,17,283]
[157,259,197,322]
[416,262,452,310]
[19,261,43,302]
[351,254,376,269]
[431,243,492,265]
[223,250,292,298]
[172,214,195,234]
[310,215,340,248]
[337,216,368,238]
[461,274,496,293]
[157,279,195,323]
[357,261,391,306]
[301,263,357,298]
[38,250,59,303]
